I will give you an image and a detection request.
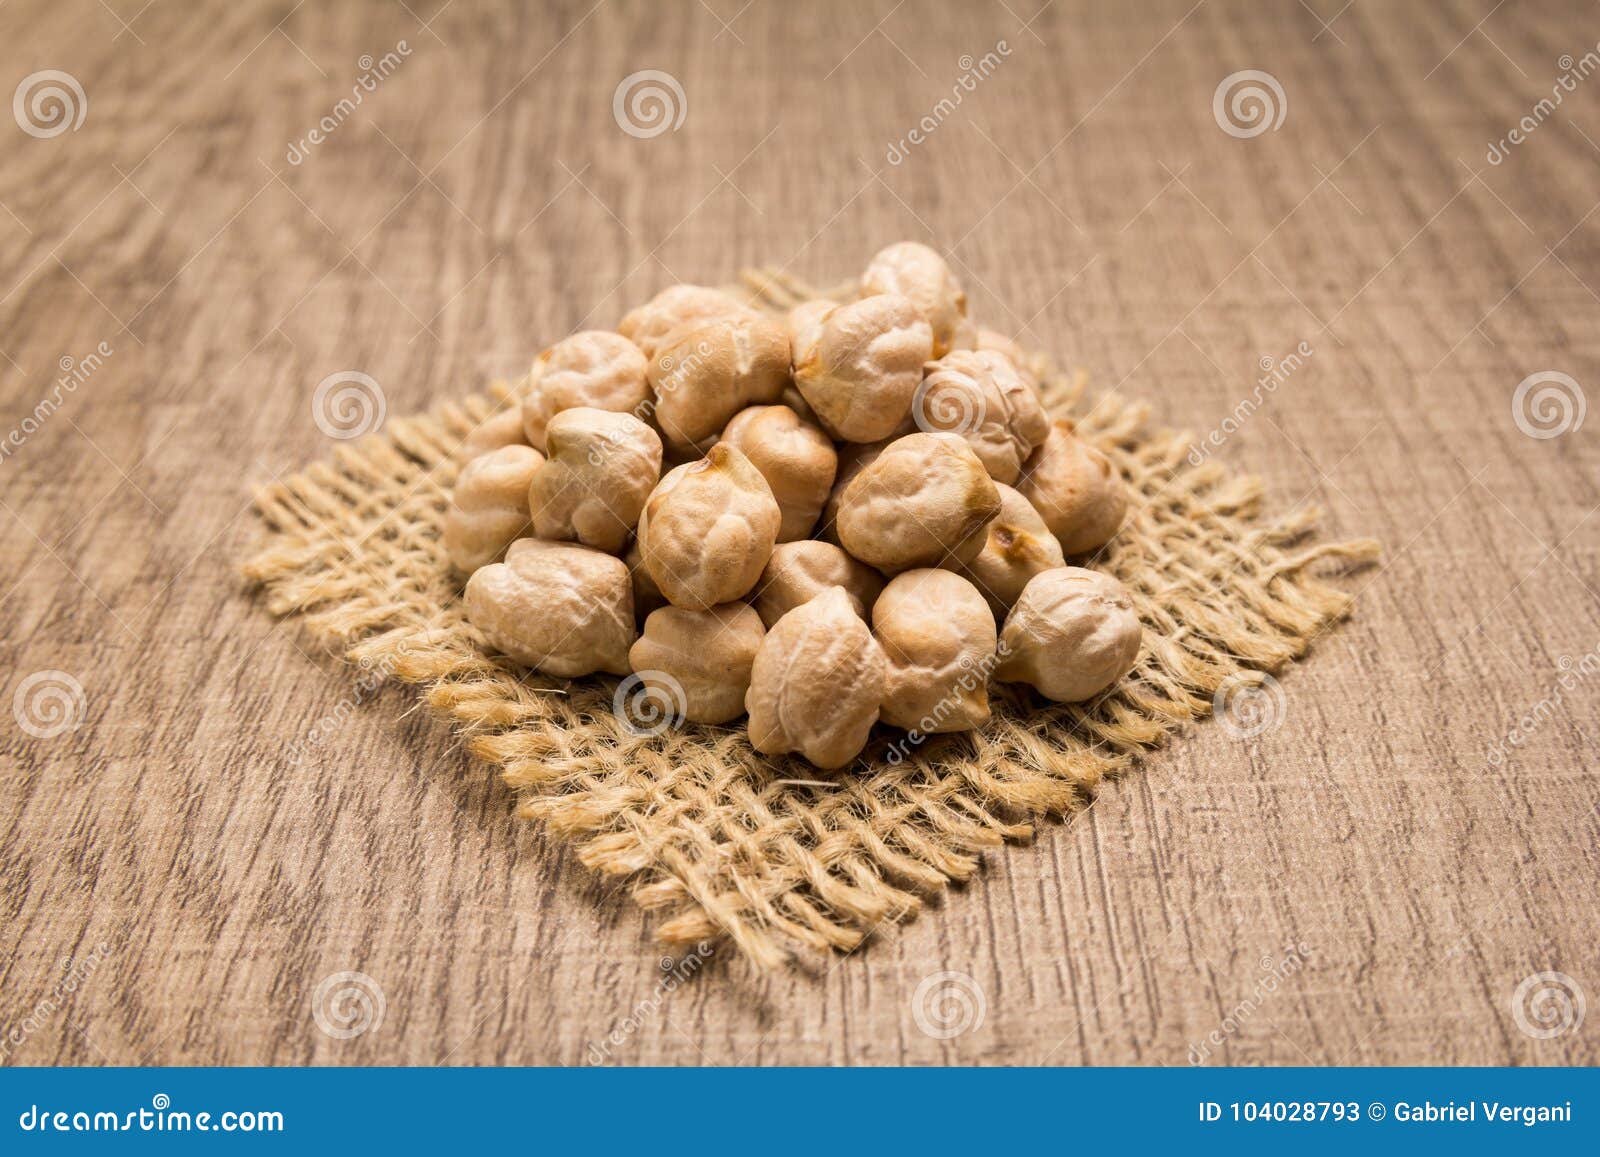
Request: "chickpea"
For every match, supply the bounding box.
[815,438,891,546]
[528,408,662,555]
[958,482,1066,618]
[464,539,635,677]
[793,294,932,443]
[627,602,766,725]
[647,314,790,455]
[521,330,650,451]
[750,540,884,629]
[784,299,835,364]
[444,444,544,574]
[914,348,1049,484]
[994,566,1141,702]
[835,432,1001,574]
[719,405,837,542]
[975,328,1039,391]
[624,539,668,621]
[1014,420,1128,555]
[872,569,995,733]
[619,284,757,360]
[860,241,974,359]
[745,587,885,769]
[459,406,528,458]
[636,443,782,610]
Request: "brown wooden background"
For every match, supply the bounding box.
[2,0,1596,1066]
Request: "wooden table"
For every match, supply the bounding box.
[2,0,1596,1066]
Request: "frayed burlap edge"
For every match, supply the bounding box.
[242,267,1380,970]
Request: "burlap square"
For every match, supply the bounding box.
[242,268,1379,969]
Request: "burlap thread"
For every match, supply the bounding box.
[242,268,1380,969]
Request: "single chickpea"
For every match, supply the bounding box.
[835,432,1001,574]
[750,540,885,629]
[872,569,996,733]
[464,539,635,677]
[619,284,757,360]
[528,408,662,555]
[719,405,838,542]
[444,444,544,574]
[459,406,528,459]
[914,348,1049,484]
[958,482,1066,618]
[793,294,932,443]
[1014,420,1128,555]
[521,330,650,451]
[627,602,766,725]
[647,314,790,455]
[745,587,885,769]
[636,443,782,610]
[995,566,1141,702]
[860,241,974,359]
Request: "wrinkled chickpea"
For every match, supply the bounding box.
[528,408,662,555]
[459,405,528,458]
[522,330,650,451]
[627,602,766,725]
[836,432,1001,574]
[995,566,1141,702]
[636,443,782,610]
[745,587,885,769]
[793,295,932,443]
[464,539,635,677]
[1014,420,1128,555]
[861,241,974,359]
[624,539,667,621]
[647,314,790,455]
[816,438,891,546]
[619,284,757,360]
[915,348,1048,485]
[720,405,837,542]
[750,540,885,629]
[975,328,1039,391]
[959,481,1066,618]
[872,569,995,733]
[444,444,544,574]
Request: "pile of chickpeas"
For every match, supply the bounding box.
[446,242,1141,770]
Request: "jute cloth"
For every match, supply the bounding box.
[243,268,1380,969]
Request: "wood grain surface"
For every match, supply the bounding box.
[2,0,1597,1067]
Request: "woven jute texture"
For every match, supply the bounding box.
[243,268,1380,969]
